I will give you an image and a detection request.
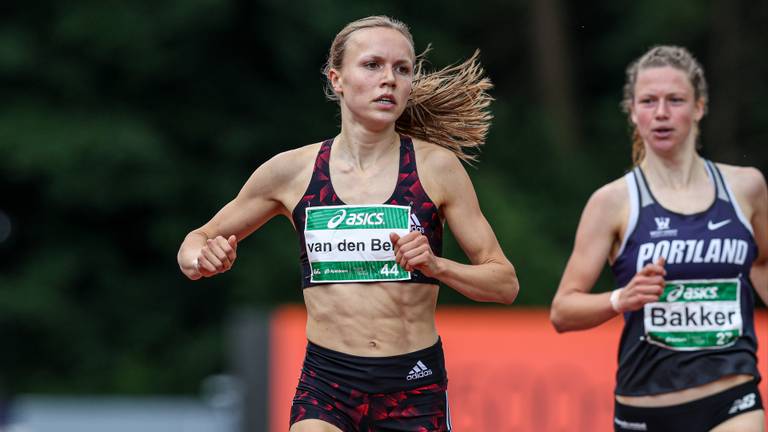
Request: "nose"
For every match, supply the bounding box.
[654,99,669,119]
[381,66,396,87]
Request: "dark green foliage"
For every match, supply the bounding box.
[0,0,765,394]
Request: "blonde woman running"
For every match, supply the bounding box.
[178,15,518,432]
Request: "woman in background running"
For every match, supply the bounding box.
[551,45,767,432]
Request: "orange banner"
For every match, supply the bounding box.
[270,307,767,431]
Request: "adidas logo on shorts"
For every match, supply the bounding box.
[728,392,756,414]
[406,360,432,381]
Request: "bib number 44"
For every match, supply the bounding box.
[380,263,401,276]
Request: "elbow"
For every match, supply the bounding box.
[498,265,520,305]
[500,293,517,305]
[549,300,570,333]
[473,271,518,305]
[500,280,519,305]
[550,315,567,334]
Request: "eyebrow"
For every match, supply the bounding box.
[359,54,414,65]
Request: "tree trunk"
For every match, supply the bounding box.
[530,0,580,152]
[706,0,742,163]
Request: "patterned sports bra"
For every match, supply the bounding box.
[291,136,443,288]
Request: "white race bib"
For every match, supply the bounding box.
[305,204,411,283]
[644,278,742,351]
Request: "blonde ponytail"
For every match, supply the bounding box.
[397,49,493,163]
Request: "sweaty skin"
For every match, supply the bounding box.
[179,136,517,356]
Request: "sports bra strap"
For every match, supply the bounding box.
[703,159,730,202]
[632,166,654,207]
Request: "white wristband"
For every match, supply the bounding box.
[609,288,623,313]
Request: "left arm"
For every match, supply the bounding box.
[391,147,518,304]
[745,169,768,305]
[721,165,768,304]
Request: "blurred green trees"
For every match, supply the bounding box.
[1,0,765,394]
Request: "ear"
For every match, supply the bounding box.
[629,105,638,126]
[694,98,705,122]
[328,68,343,95]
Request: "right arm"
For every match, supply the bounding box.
[550,179,666,332]
[177,146,314,280]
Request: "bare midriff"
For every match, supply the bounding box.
[303,281,440,356]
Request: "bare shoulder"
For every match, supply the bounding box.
[238,142,322,208]
[588,176,628,211]
[412,138,463,171]
[580,175,629,235]
[412,138,468,206]
[716,163,768,202]
[268,142,322,174]
[254,142,320,188]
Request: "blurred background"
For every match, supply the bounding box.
[1,0,767,430]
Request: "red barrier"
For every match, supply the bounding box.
[270,307,767,431]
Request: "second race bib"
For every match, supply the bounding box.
[643,278,742,351]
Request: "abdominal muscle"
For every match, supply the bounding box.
[302,281,440,356]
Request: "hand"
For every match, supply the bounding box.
[616,257,666,312]
[389,232,440,277]
[192,235,238,279]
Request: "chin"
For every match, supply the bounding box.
[363,112,403,129]
[647,142,682,157]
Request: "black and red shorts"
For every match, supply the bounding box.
[290,338,451,431]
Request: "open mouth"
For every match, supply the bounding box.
[374,95,396,106]
[652,127,674,139]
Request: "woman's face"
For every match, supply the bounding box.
[329,27,414,131]
[631,66,704,157]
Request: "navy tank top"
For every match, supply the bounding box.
[611,160,760,396]
[292,136,443,288]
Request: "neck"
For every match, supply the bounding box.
[336,124,400,170]
[640,149,703,190]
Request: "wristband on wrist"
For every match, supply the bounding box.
[609,288,623,313]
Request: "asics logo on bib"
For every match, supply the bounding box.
[666,285,718,302]
[728,393,756,414]
[406,360,433,381]
[326,209,385,229]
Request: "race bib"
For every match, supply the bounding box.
[643,278,742,351]
[304,204,411,283]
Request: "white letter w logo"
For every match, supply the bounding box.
[654,217,670,230]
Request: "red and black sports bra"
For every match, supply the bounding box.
[291,136,443,288]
